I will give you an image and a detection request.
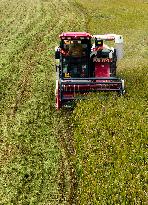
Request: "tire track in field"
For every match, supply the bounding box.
[72,0,91,32]
[9,40,45,116]
[54,110,78,205]
[8,0,71,117]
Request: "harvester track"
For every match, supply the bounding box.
[72,0,91,32]
[55,111,78,205]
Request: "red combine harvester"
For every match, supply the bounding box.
[55,32,125,109]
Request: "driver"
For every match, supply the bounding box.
[68,40,83,57]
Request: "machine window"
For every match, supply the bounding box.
[63,40,87,57]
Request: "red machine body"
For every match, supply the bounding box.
[95,63,110,78]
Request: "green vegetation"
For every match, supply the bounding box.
[0,0,147,204]
[0,0,84,203]
[73,94,147,204]
[72,0,148,204]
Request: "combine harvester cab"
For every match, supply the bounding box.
[55,32,125,110]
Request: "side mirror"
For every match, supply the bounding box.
[55,50,60,59]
